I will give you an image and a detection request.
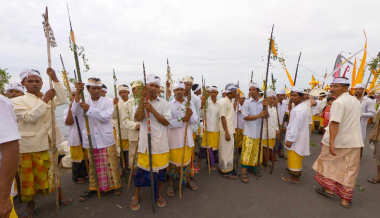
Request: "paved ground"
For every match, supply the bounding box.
[15,132,380,218]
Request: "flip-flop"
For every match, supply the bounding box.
[187,180,199,191]
[130,197,141,211]
[166,186,175,197]
[79,191,96,202]
[281,176,300,184]
[156,198,167,208]
[367,178,380,184]
[239,173,249,184]
[340,201,352,209]
[314,187,336,199]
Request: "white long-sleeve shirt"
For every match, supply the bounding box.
[124,97,140,142]
[285,101,310,156]
[64,108,85,147]
[277,99,288,125]
[168,99,198,149]
[235,103,245,129]
[360,96,376,141]
[205,98,220,132]
[112,99,129,140]
[138,97,171,154]
[72,96,115,149]
[242,98,263,139]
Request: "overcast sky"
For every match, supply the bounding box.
[1,0,379,93]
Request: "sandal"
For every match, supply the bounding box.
[187,180,199,191]
[156,197,167,208]
[130,197,140,211]
[340,201,352,209]
[79,191,96,202]
[314,187,335,199]
[240,173,249,184]
[367,178,380,184]
[166,186,175,197]
[281,176,300,184]
[59,198,73,206]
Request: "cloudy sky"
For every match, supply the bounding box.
[1,0,379,93]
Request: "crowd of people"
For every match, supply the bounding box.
[1,67,380,218]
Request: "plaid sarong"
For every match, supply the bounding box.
[93,148,109,191]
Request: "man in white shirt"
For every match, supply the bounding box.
[113,84,130,169]
[218,83,238,179]
[281,87,310,184]
[73,78,121,201]
[0,94,20,218]
[354,84,376,144]
[240,83,267,183]
[276,89,288,158]
[13,68,69,215]
[131,74,171,211]
[262,90,279,166]
[124,80,143,170]
[313,77,363,208]
[200,85,220,170]
[167,81,198,197]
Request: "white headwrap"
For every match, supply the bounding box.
[354,84,364,89]
[193,85,201,93]
[146,74,161,86]
[207,85,218,92]
[20,69,41,81]
[225,83,237,93]
[6,82,24,93]
[266,90,276,97]
[87,78,103,87]
[183,76,194,83]
[291,87,304,94]
[173,81,185,90]
[118,84,129,91]
[249,82,259,89]
[277,88,286,95]
[331,77,350,85]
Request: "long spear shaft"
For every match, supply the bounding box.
[113,69,127,171]
[257,24,274,169]
[43,7,59,209]
[294,52,302,85]
[67,4,101,199]
[250,70,253,83]
[143,62,156,213]
[201,77,211,175]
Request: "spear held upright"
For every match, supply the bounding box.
[42,6,60,209]
[66,4,101,199]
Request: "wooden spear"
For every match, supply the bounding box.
[257,24,275,171]
[179,92,191,199]
[66,4,101,199]
[201,76,211,175]
[42,7,60,209]
[294,52,302,86]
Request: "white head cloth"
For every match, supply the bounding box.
[146,74,161,86]
[266,90,276,97]
[183,76,194,83]
[354,84,364,89]
[277,88,286,95]
[6,82,24,93]
[225,83,237,93]
[249,82,259,89]
[291,87,304,94]
[207,85,218,92]
[331,77,350,85]
[118,84,129,91]
[87,78,103,87]
[173,81,185,90]
[20,69,41,82]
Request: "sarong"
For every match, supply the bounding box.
[287,150,303,177]
[375,142,380,166]
[240,136,263,168]
[70,145,84,162]
[19,151,50,202]
[137,152,169,172]
[313,145,361,201]
[88,145,121,192]
[199,148,218,167]
[128,141,138,169]
[201,131,220,150]
[218,132,234,173]
[134,168,166,201]
[262,138,276,150]
[169,146,193,167]
[121,139,129,151]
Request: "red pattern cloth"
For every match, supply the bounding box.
[314,173,353,201]
[93,148,109,192]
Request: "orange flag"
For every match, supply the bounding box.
[281,59,294,87]
[355,31,367,85]
[351,58,357,88]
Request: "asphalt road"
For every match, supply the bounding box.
[15,132,380,218]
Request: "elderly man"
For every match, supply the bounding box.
[281,88,310,183]
[313,77,363,208]
[73,78,121,201]
[12,68,68,215]
[131,74,171,211]
[5,82,24,99]
[353,84,376,145]
[0,94,20,218]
